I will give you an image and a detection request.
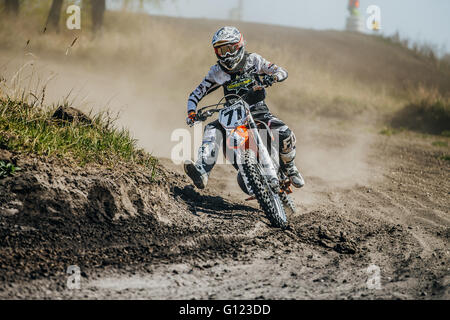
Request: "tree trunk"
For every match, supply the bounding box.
[91,0,106,33]
[46,0,64,32]
[5,0,19,15]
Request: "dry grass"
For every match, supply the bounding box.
[1,9,449,128]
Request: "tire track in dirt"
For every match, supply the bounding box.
[1,121,448,299]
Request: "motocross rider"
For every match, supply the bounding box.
[184,26,305,191]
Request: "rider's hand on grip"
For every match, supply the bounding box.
[186,111,197,127]
[263,74,277,87]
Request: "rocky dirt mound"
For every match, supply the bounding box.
[0,152,259,283]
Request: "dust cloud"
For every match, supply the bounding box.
[0,14,399,202]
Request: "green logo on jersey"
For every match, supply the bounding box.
[227,78,252,91]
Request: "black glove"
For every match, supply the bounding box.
[263,74,278,87]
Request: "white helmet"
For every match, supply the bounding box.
[212,26,245,71]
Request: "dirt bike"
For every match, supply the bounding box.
[193,75,296,229]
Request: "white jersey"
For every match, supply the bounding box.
[187,53,288,113]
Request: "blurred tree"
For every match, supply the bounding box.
[38,0,172,34]
[5,0,19,15]
[40,0,104,34]
[91,0,105,33]
[46,0,64,32]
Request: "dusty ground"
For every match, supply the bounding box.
[0,118,448,300]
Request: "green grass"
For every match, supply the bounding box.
[0,160,20,179]
[379,127,404,136]
[440,155,450,162]
[0,98,158,175]
[432,141,448,147]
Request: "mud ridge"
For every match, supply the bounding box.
[0,154,259,283]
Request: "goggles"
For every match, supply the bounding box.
[214,36,243,57]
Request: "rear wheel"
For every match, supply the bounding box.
[241,150,288,229]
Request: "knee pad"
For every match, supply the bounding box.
[280,147,296,164]
[266,119,296,154]
[198,142,217,163]
[280,131,297,154]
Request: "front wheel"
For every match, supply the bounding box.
[241,150,288,229]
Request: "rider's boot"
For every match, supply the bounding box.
[284,161,305,188]
[281,149,305,189]
[184,160,209,189]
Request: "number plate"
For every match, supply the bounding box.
[219,101,249,129]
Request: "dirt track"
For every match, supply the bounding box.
[86,125,450,300]
[1,116,448,299]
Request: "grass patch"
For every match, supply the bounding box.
[432,141,448,147]
[0,98,158,175]
[0,160,20,179]
[379,127,404,136]
[439,155,450,162]
[390,87,450,135]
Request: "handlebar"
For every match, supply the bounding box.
[193,74,275,124]
[196,107,222,122]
